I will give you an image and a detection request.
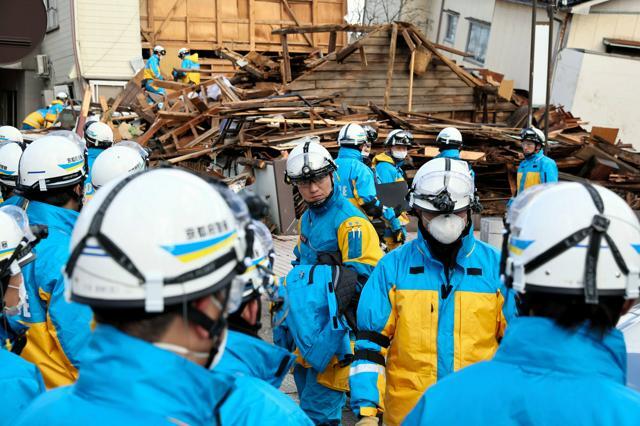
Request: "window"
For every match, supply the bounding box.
[45,0,59,32]
[443,12,459,44]
[465,20,490,64]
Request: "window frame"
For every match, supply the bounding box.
[45,0,59,33]
[443,11,459,44]
[465,19,491,65]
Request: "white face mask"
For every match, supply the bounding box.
[3,263,26,316]
[427,214,466,244]
[153,328,228,369]
[361,145,371,158]
[391,149,407,160]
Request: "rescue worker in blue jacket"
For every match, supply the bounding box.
[434,126,477,179]
[285,137,383,424]
[406,181,640,425]
[515,126,558,196]
[0,206,46,424]
[82,121,114,202]
[4,134,93,389]
[217,217,312,425]
[334,123,404,246]
[15,167,312,425]
[172,47,201,85]
[372,129,413,250]
[350,157,517,426]
[143,45,167,98]
[44,92,69,128]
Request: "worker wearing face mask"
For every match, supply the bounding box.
[372,129,413,250]
[349,157,517,426]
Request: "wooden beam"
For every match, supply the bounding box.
[384,23,399,109]
[147,0,155,46]
[359,47,368,68]
[154,0,186,41]
[408,49,415,112]
[433,43,474,57]
[152,79,190,90]
[328,31,337,53]
[401,29,416,52]
[281,34,292,83]
[281,0,314,47]
[216,0,223,46]
[311,0,319,48]
[272,24,386,35]
[76,86,92,138]
[249,0,256,50]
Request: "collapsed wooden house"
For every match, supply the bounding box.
[280,23,517,122]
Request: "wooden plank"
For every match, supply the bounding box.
[99,96,109,114]
[281,34,292,83]
[281,0,314,47]
[137,119,166,147]
[359,47,368,68]
[433,43,473,57]
[184,127,218,149]
[328,31,337,53]
[272,24,386,35]
[497,79,514,101]
[423,146,486,161]
[76,86,93,138]
[401,28,416,52]
[408,49,415,112]
[157,111,198,120]
[249,0,255,50]
[216,0,222,46]
[384,23,398,109]
[152,79,189,90]
[591,127,619,145]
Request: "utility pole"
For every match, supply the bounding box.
[527,0,537,127]
[544,2,554,145]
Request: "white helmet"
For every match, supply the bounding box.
[65,168,250,313]
[0,141,24,187]
[385,129,414,147]
[520,126,545,145]
[91,144,147,190]
[337,123,368,147]
[56,92,68,101]
[285,137,337,184]
[18,135,86,192]
[409,157,475,213]
[178,47,190,58]
[153,45,166,56]
[85,122,114,148]
[436,127,463,148]
[503,182,640,303]
[0,126,23,143]
[0,206,41,279]
[230,220,276,310]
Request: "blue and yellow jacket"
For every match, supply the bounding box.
[0,350,45,425]
[517,150,559,194]
[405,317,640,426]
[217,329,295,389]
[4,198,93,389]
[372,153,404,184]
[293,189,382,280]
[15,325,236,425]
[217,330,313,425]
[144,54,163,81]
[334,147,379,210]
[174,54,201,85]
[84,147,104,202]
[22,108,48,130]
[349,229,517,425]
[44,101,64,127]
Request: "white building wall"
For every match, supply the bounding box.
[75,0,141,80]
[40,0,76,87]
[552,49,640,150]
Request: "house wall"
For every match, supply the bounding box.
[552,48,640,150]
[40,0,76,88]
[567,0,640,53]
[75,0,141,80]
[433,0,495,66]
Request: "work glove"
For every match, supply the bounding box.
[393,227,406,244]
[356,416,379,426]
